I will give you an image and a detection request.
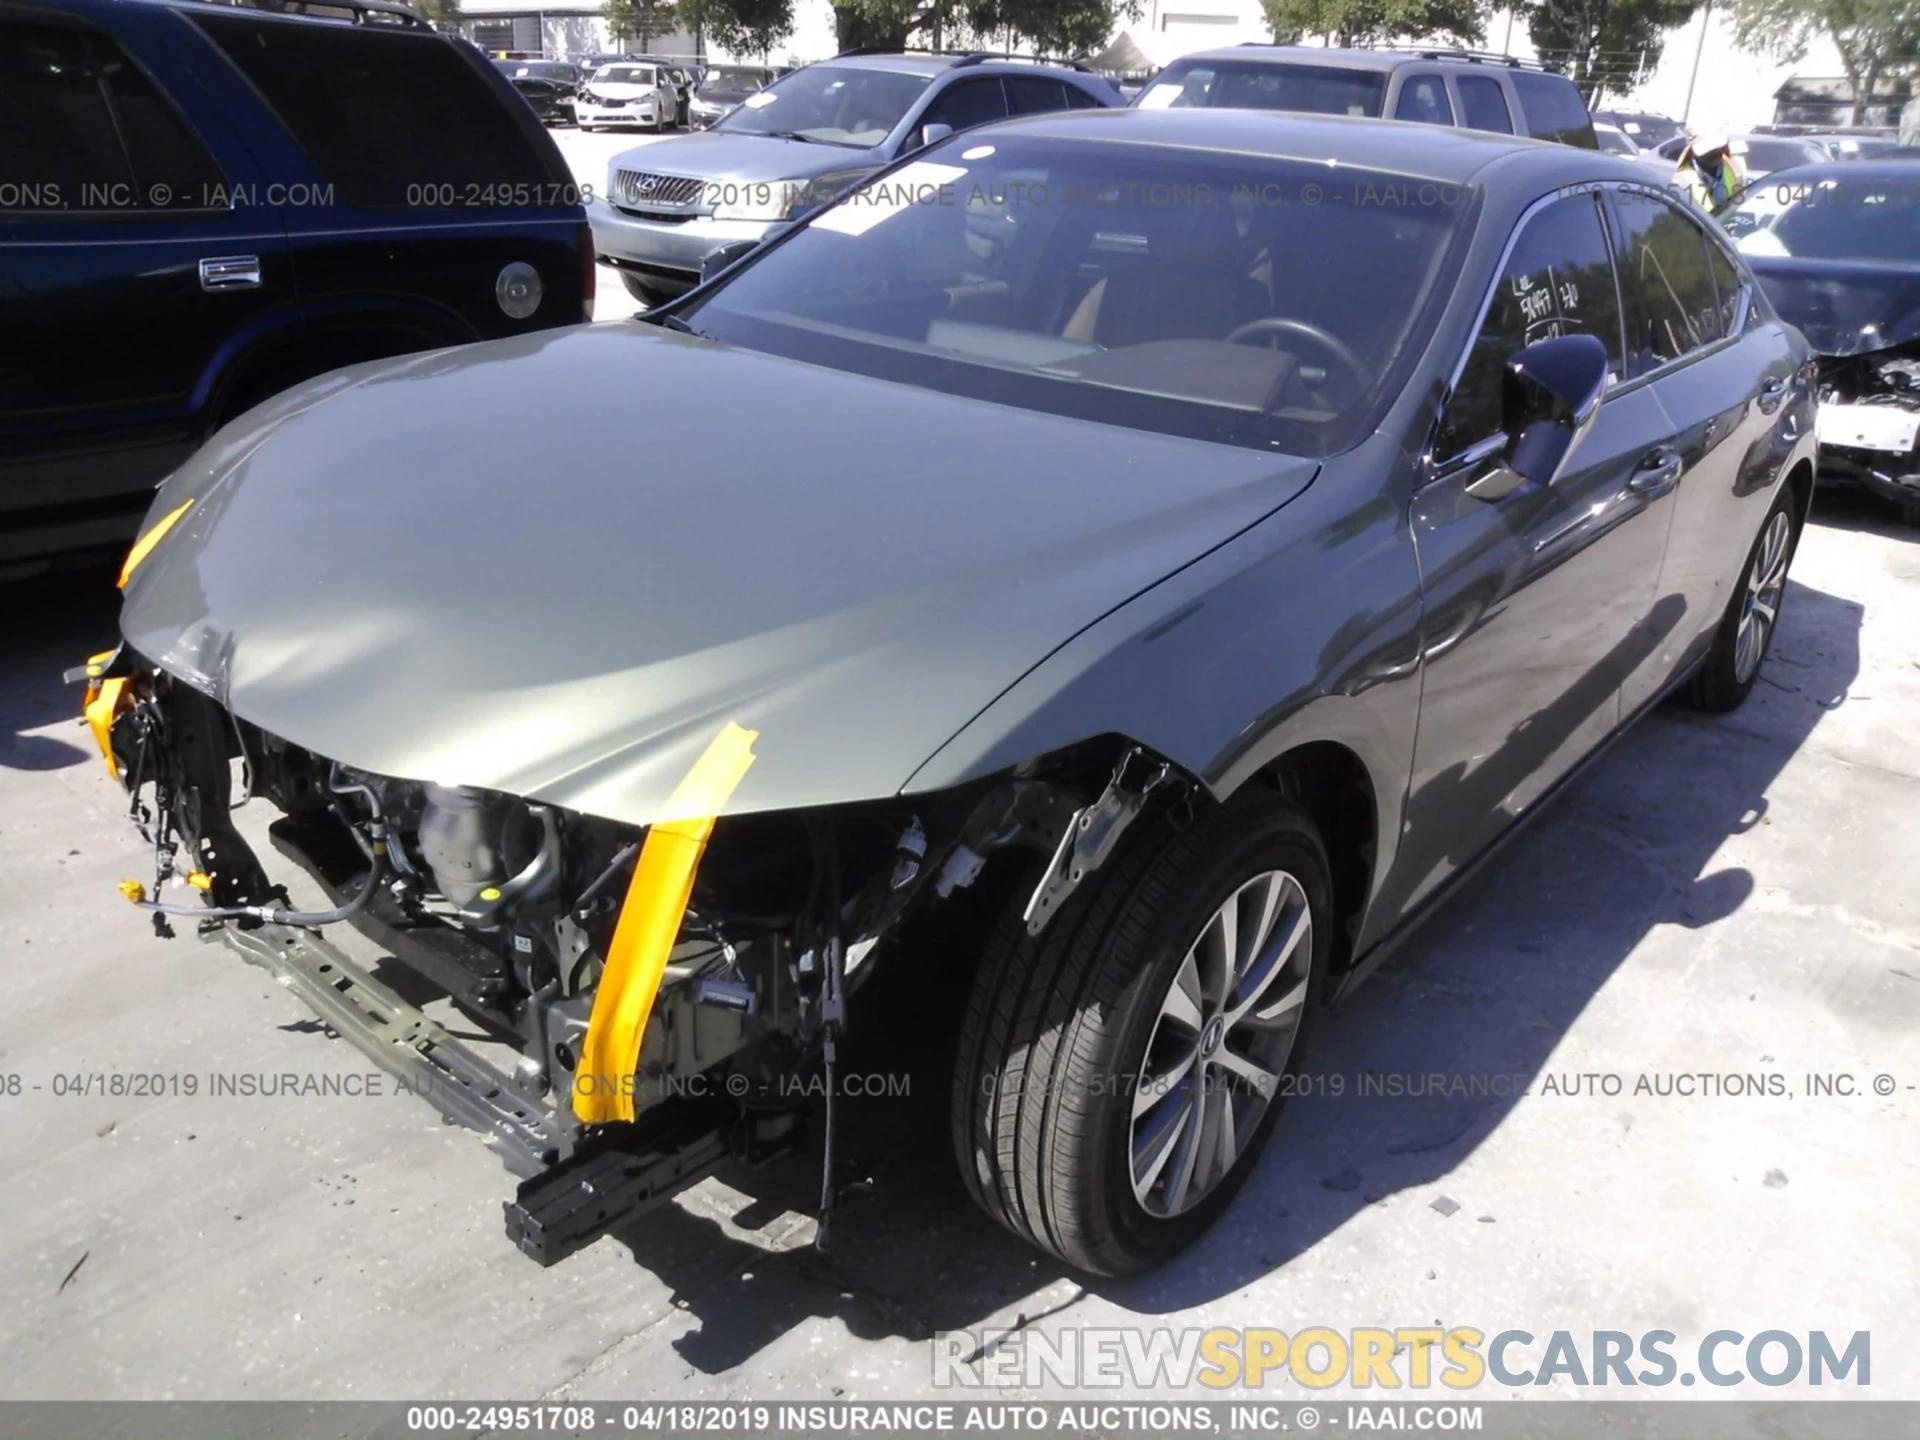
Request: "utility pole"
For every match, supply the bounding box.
[1682,0,1713,126]
[1501,7,1514,53]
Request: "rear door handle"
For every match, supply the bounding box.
[1627,447,1683,497]
[1757,377,1788,415]
[199,255,261,291]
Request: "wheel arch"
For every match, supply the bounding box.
[1254,739,1379,975]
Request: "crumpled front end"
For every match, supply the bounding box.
[1813,342,1920,515]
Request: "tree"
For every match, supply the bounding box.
[603,0,679,49]
[1261,0,1488,47]
[680,0,793,55]
[404,0,460,27]
[1522,0,1701,102]
[1729,0,1920,123]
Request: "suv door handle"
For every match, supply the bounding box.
[1757,376,1788,415]
[1627,447,1683,497]
[199,255,262,291]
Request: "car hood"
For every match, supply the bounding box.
[608,129,882,184]
[1747,255,1920,357]
[120,324,1317,827]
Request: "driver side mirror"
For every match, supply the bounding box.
[917,121,954,151]
[1466,333,1609,500]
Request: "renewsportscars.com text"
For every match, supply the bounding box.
[932,1327,1870,1391]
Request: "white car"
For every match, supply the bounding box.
[1593,120,1672,178]
[577,62,676,131]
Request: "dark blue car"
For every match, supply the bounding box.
[0,0,593,568]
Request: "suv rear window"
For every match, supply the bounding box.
[1509,71,1597,147]
[193,13,561,208]
[1139,62,1387,118]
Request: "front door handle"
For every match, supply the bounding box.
[1757,376,1788,415]
[1627,448,1683,497]
[199,255,262,291]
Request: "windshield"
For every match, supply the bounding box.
[1733,176,1920,262]
[681,137,1468,455]
[1134,62,1387,118]
[714,64,932,147]
[502,62,575,81]
[594,65,658,85]
[703,67,770,95]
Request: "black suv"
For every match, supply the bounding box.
[2,0,592,567]
[1135,45,1598,148]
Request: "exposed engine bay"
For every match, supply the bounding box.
[79,650,1186,1264]
[1815,342,1920,519]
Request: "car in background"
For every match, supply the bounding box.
[1728,162,1920,523]
[689,64,774,127]
[98,108,1814,1279]
[494,58,581,124]
[577,60,679,130]
[1,0,591,568]
[589,51,1121,307]
[1593,119,1671,176]
[1132,46,1597,148]
[1593,108,1682,148]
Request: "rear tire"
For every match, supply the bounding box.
[1675,487,1799,713]
[951,785,1331,1276]
[618,271,674,308]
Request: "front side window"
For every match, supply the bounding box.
[1439,190,1622,460]
[713,64,933,148]
[1510,71,1598,147]
[681,137,1469,455]
[1137,62,1387,118]
[1613,188,1723,370]
[1456,75,1513,135]
[1394,73,1454,126]
[0,18,223,215]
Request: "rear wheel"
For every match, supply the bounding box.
[618,271,674,309]
[951,786,1331,1275]
[1675,489,1799,713]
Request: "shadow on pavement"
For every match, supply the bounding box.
[0,561,123,772]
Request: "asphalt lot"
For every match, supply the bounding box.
[2,487,1915,1403]
[551,124,670,324]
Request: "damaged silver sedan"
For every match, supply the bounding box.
[83,110,1816,1275]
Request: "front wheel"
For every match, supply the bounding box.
[1675,488,1799,713]
[951,786,1331,1275]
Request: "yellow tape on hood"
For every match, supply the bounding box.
[572,721,759,1125]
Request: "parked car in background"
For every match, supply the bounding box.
[1593,119,1671,176]
[1736,132,1839,182]
[689,64,774,127]
[494,58,581,124]
[1133,46,1597,148]
[96,109,1814,1278]
[1,0,591,568]
[1729,161,1920,522]
[589,52,1121,307]
[577,61,678,130]
[1593,108,1682,148]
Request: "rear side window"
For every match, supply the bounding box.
[1140,62,1386,117]
[1440,191,1623,460]
[1511,71,1597,147]
[1704,239,1747,336]
[1064,82,1105,109]
[922,77,1009,132]
[0,18,223,214]
[1455,75,1513,134]
[1394,73,1454,126]
[1613,189,1724,368]
[1004,76,1070,115]
[194,14,559,208]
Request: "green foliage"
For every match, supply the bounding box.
[680,0,794,55]
[404,0,460,26]
[813,0,1139,57]
[603,0,679,44]
[1730,0,1920,120]
[1260,0,1488,47]
[1522,0,1700,99]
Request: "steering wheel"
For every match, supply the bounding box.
[1223,317,1367,390]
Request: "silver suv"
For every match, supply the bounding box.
[589,50,1121,306]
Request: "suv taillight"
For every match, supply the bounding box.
[580,220,596,322]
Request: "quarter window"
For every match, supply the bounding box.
[1439,190,1623,460]
[1394,73,1454,126]
[1613,189,1724,370]
[1456,75,1514,134]
[1703,237,1747,336]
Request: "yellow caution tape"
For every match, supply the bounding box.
[573,721,759,1125]
[118,498,194,588]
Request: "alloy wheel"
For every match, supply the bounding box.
[1734,510,1791,685]
[1130,869,1313,1217]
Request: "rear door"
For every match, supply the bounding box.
[0,3,290,556]
[182,10,588,348]
[1395,187,1680,909]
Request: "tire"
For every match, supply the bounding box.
[951,785,1332,1275]
[1675,487,1800,713]
[618,271,673,308]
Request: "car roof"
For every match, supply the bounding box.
[1745,158,1920,186]
[817,51,1100,80]
[963,107,1639,186]
[1167,44,1549,75]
